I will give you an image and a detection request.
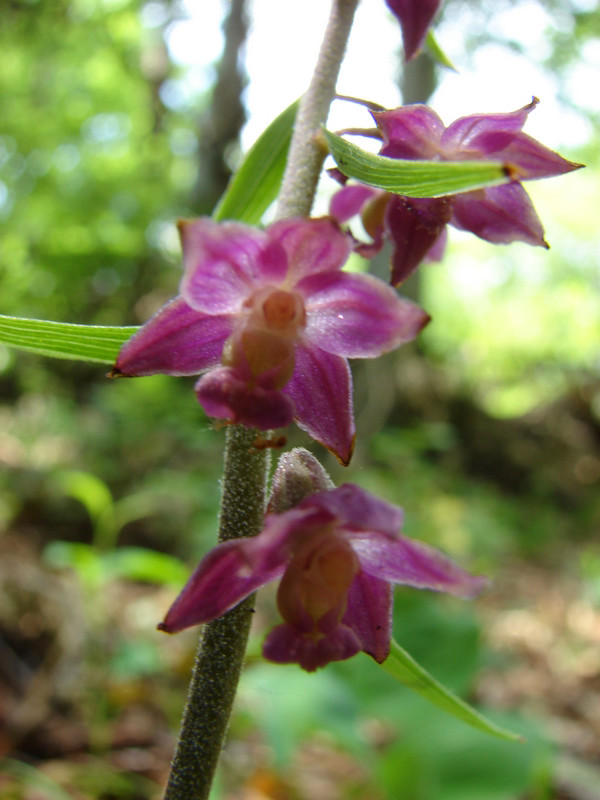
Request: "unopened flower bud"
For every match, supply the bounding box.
[267,448,334,514]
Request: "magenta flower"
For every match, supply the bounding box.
[330,99,582,285]
[385,0,443,61]
[158,484,486,672]
[114,217,428,465]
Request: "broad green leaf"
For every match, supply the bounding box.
[380,639,522,742]
[324,128,509,197]
[213,100,298,224]
[0,314,137,364]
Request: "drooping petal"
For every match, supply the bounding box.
[386,194,454,285]
[195,366,295,429]
[299,270,429,357]
[373,105,444,159]
[269,217,352,282]
[304,483,405,538]
[114,296,232,377]
[350,534,487,597]
[343,571,392,663]
[284,342,355,465]
[179,218,287,314]
[441,98,538,156]
[385,0,443,61]
[451,184,548,247]
[329,184,379,223]
[262,621,361,672]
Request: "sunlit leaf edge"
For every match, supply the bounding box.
[324,128,509,197]
[379,638,522,742]
[213,99,298,224]
[0,314,138,364]
[425,30,457,71]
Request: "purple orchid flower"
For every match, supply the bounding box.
[158,483,487,672]
[330,98,582,286]
[385,0,443,61]
[114,217,428,465]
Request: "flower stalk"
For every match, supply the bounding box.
[162,1,360,797]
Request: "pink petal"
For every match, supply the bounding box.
[441,98,538,156]
[424,227,447,262]
[343,571,392,663]
[284,343,355,466]
[263,621,361,671]
[499,133,583,180]
[304,483,405,538]
[451,183,548,247]
[349,534,488,598]
[269,217,352,282]
[160,505,332,633]
[329,184,378,224]
[195,366,295,429]
[159,539,287,633]
[114,296,232,376]
[373,105,444,159]
[300,270,429,356]
[385,0,443,61]
[179,218,287,314]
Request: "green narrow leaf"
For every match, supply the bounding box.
[324,128,509,197]
[425,30,457,71]
[0,314,138,364]
[380,639,522,742]
[213,100,298,224]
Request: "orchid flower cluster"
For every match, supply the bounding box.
[114,117,575,673]
[113,0,578,679]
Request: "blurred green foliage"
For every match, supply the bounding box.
[0,0,195,328]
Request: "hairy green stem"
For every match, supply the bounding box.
[276,0,361,219]
[163,2,359,798]
[164,426,268,800]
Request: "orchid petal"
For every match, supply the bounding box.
[159,539,287,633]
[304,483,405,537]
[343,571,392,663]
[269,218,352,282]
[330,184,379,223]
[263,621,361,672]
[299,271,429,357]
[451,184,547,247]
[195,366,295,429]
[441,98,538,155]
[385,0,443,61]
[115,297,232,377]
[373,105,444,159]
[179,218,287,313]
[386,194,454,285]
[160,505,334,633]
[284,343,355,465]
[499,134,583,180]
[350,534,488,597]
